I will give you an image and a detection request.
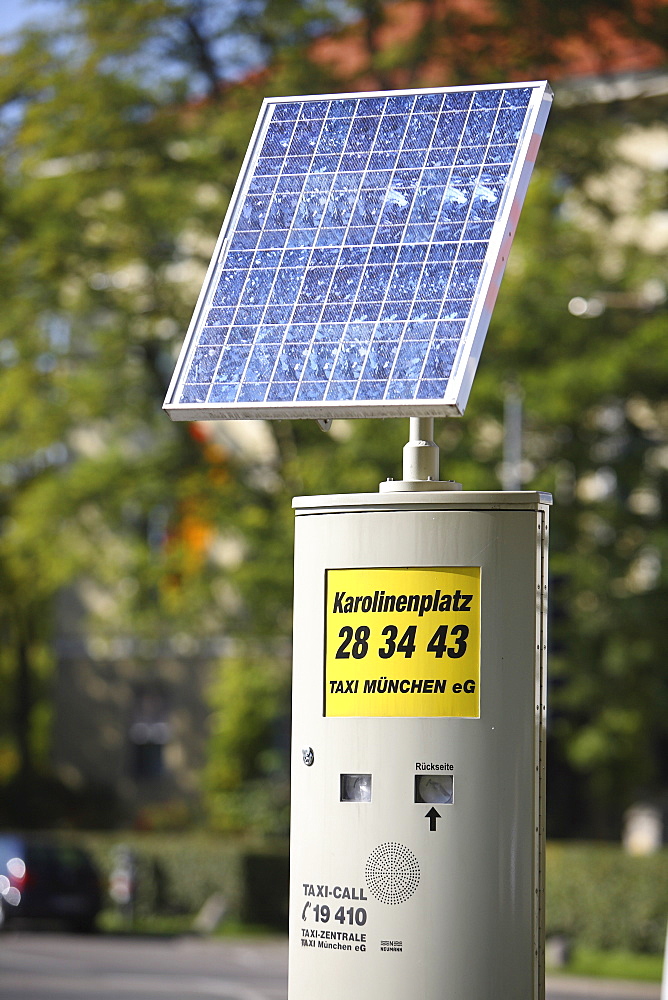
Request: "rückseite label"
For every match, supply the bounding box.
[324,567,481,718]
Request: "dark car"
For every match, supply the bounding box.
[0,835,102,932]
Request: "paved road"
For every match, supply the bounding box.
[0,933,661,1000]
[546,974,660,1000]
[0,933,288,1000]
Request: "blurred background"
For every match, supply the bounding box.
[0,0,666,979]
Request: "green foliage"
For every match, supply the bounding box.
[80,830,289,928]
[204,653,291,836]
[84,831,246,919]
[556,947,664,982]
[0,0,666,837]
[546,843,668,954]
[0,0,310,803]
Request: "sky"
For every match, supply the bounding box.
[0,0,266,85]
[1,0,59,39]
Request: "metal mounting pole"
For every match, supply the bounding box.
[403,417,439,481]
[501,386,523,491]
[379,418,462,493]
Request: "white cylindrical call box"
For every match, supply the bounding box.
[288,490,550,1000]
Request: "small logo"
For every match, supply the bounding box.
[380,939,403,953]
[302,747,314,766]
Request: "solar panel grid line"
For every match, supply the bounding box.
[221,104,355,404]
[328,102,417,400]
[297,98,399,401]
[164,81,552,420]
[163,94,280,408]
[363,96,461,393]
[209,102,464,402]
[443,83,552,409]
[326,97,430,403]
[179,95,306,395]
[272,92,474,391]
[238,99,367,404]
[234,110,333,398]
[289,109,363,402]
[388,89,512,401]
[379,127,460,395]
[404,92,505,396]
[442,95,528,403]
[330,92,473,403]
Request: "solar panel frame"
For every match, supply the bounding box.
[164,81,552,421]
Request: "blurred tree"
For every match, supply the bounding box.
[0,2,262,819]
[309,0,668,92]
[0,0,377,827]
[0,0,666,835]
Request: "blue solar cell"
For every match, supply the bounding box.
[369,151,396,170]
[209,383,236,402]
[328,100,354,118]
[358,96,387,115]
[473,89,502,109]
[238,383,266,402]
[268,381,297,401]
[394,340,428,380]
[410,300,440,320]
[417,378,447,398]
[414,93,444,114]
[199,326,227,346]
[442,91,472,111]
[404,320,435,341]
[216,345,251,382]
[350,300,380,322]
[326,380,356,401]
[302,100,329,119]
[381,301,410,321]
[165,82,551,418]
[273,102,301,120]
[297,380,326,400]
[386,95,415,114]
[293,304,321,323]
[322,302,351,322]
[227,324,254,344]
[240,232,264,251]
[187,345,222,382]
[317,227,345,247]
[503,87,532,107]
[181,385,205,403]
[257,324,282,344]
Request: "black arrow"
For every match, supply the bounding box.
[425,807,441,831]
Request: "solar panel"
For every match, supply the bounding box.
[164,82,552,421]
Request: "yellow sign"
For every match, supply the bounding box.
[324,566,480,718]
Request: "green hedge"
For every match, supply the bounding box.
[546,843,668,953]
[78,833,289,930]
[70,834,667,949]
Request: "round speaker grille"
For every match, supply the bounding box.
[365,842,420,905]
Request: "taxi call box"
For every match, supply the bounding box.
[289,488,550,1000]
